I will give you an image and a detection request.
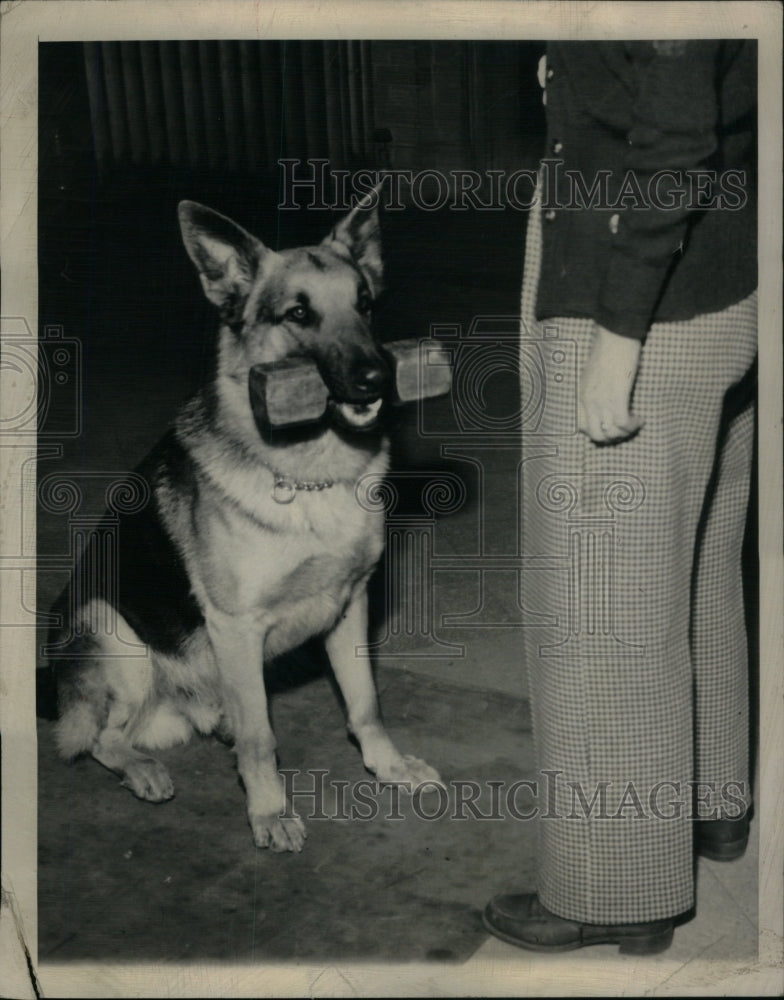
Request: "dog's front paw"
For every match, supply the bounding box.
[121,757,175,802]
[376,754,445,793]
[250,811,307,853]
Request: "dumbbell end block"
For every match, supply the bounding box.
[384,338,453,404]
[249,358,329,427]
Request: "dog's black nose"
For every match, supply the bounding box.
[354,365,387,396]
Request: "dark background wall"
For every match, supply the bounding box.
[40,40,545,192]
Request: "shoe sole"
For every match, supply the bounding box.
[481,911,674,956]
[697,840,748,862]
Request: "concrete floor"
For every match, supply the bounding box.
[33,170,767,990]
[38,667,537,963]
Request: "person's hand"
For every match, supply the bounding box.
[578,324,644,443]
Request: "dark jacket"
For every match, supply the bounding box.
[536,40,757,339]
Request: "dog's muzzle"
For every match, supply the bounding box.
[326,359,389,431]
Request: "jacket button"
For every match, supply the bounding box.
[544,209,557,222]
[609,213,620,234]
[552,141,563,154]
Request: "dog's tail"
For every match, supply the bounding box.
[45,588,109,757]
[51,650,109,759]
[55,692,103,759]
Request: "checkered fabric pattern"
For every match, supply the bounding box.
[520,194,757,924]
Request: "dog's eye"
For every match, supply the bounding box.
[358,294,373,315]
[286,305,309,324]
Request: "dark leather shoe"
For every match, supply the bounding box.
[483,893,674,955]
[695,815,750,861]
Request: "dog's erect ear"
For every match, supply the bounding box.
[322,186,384,296]
[178,201,268,319]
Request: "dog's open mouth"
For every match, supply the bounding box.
[332,397,384,430]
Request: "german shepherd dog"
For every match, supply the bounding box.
[48,192,442,852]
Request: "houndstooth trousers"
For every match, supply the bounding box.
[520,196,757,923]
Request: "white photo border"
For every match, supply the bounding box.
[1,2,781,995]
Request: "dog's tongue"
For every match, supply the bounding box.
[334,398,383,429]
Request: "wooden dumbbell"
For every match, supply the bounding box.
[249,338,452,428]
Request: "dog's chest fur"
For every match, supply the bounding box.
[153,416,387,656]
[199,498,382,656]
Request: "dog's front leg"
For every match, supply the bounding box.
[326,587,443,791]
[205,607,306,852]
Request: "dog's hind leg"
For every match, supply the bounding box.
[58,663,176,802]
[55,605,176,802]
[92,701,176,803]
[204,606,306,852]
[326,587,444,790]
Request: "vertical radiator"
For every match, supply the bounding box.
[83,40,375,173]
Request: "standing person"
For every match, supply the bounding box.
[484,40,757,954]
